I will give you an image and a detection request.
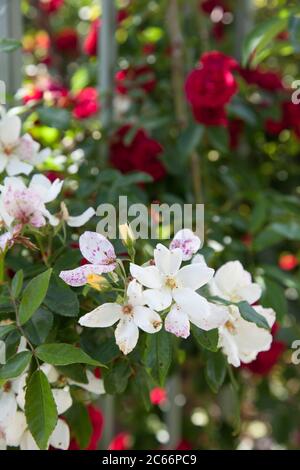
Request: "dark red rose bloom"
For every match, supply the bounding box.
[69,405,104,450]
[241,233,253,247]
[72,87,100,119]
[201,0,229,14]
[265,118,285,136]
[108,433,131,450]
[83,19,100,56]
[39,0,64,13]
[176,439,192,450]
[185,51,238,125]
[117,9,128,23]
[150,387,167,405]
[279,253,298,271]
[229,118,244,149]
[116,65,156,94]
[243,323,286,375]
[193,105,228,126]
[22,88,44,104]
[55,28,78,53]
[282,101,300,138]
[143,43,156,55]
[239,67,284,91]
[110,125,166,181]
[45,171,64,183]
[212,22,225,41]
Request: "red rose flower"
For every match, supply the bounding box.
[45,171,64,183]
[55,28,78,53]
[265,118,285,136]
[110,125,166,181]
[84,19,100,56]
[69,405,104,450]
[150,387,167,405]
[243,323,286,375]
[212,22,225,41]
[176,439,192,450]
[185,51,238,126]
[239,67,284,91]
[108,432,131,450]
[115,65,156,94]
[282,101,300,139]
[22,88,44,105]
[39,0,64,13]
[72,87,100,119]
[279,254,298,271]
[201,0,228,14]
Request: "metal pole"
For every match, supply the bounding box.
[0,0,22,98]
[165,375,182,449]
[100,0,116,130]
[98,1,117,448]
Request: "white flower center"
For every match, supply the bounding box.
[122,304,134,316]
[164,276,178,289]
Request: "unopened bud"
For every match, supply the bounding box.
[119,224,135,247]
[86,274,110,291]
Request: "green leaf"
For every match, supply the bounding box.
[0,324,16,340]
[205,351,227,393]
[207,126,229,153]
[0,351,32,380]
[19,269,52,325]
[253,227,284,252]
[237,301,269,329]
[56,364,88,384]
[192,325,219,352]
[218,384,241,433]
[35,343,102,366]
[261,279,287,323]
[242,16,288,66]
[103,360,131,394]
[289,14,300,53]
[250,198,268,234]
[0,38,21,52]
[145,329,172,386]
[23,308,53,345]
[37,107,71,131]
[44,274,79,317]
[25,370,58,450]
[11,270,24,298]
[64,403,92,449]
[178,124,204,159]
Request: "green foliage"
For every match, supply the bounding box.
[25,370,58,450]
[18,269,52,325]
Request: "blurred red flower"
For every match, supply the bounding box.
[279,254,298,271]
[243,323,286,375]
[84,19,100,56]
[116,65,156,94]
[72,87,100,119]
[150,387,167,405]
[69,405,104,450]
[55,28,78,53]
[110,125,166,181]
[239,67,284,91]
[22,88,44,104]
[108,432,132,450]
[39,0,64,13]
[201,0,229,14]
[185,51,238,126]
[176,439,192,450]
